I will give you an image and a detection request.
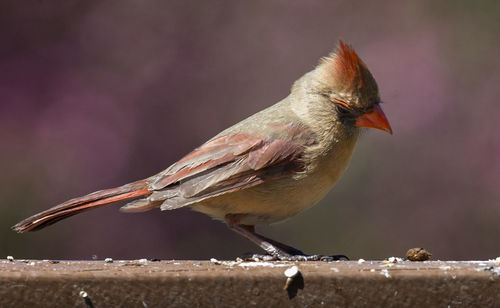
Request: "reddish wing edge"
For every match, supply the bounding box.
[150,134,264,190]
[12,180,150,233]
[148,123,315,203]
[13,123,316,233]
[151,131,312,211]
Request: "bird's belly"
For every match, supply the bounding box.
[193,178,328,225]
[192,137,357,225]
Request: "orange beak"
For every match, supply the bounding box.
[355,104,392,134]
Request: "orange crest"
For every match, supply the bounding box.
[322,40,370,88]
[334,40,368,82]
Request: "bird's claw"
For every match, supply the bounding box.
[239,253,349,262]
[278,254,349,261]
[239,253,277,261]
[319,254,349,261]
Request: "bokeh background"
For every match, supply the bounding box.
[1,1,499,261]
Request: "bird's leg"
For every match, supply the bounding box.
[245,227,305,255]
[226,222,348,261]
[228,224,293,260]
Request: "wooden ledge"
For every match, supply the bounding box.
[1,259,500,307]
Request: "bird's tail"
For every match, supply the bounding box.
[12,180,151,233]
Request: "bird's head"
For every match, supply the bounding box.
[316,40,392,134]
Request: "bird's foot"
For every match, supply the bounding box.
[277,254,349,261]
[239,253,277,261]
[239,253,349,262]
[228,224,349,262]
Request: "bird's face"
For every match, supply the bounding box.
[320,41,392,134]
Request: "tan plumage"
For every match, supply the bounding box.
[13,41,391,260]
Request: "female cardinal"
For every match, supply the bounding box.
[13,41,391,261]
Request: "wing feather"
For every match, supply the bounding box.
[144,123,317,211]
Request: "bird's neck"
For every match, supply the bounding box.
[289,79,360,176]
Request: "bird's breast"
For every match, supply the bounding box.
[193,132,359,225]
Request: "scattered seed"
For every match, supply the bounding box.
[283,266,304,299]
[79,290,94,308]
[380,269,391,278]
[284,266,299,278]
[387,257,404,263]
[406,248,432,261]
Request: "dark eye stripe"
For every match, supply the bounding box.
[331,98,351,110]
[330,98,353,115]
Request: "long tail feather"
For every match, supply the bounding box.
[12,180,150,233]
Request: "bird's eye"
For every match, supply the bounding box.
[332,99,352,115]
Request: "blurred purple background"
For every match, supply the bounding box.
[1,1,499,260]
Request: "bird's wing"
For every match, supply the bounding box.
[144,123,317,210]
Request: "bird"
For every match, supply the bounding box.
[13,40,392,261]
